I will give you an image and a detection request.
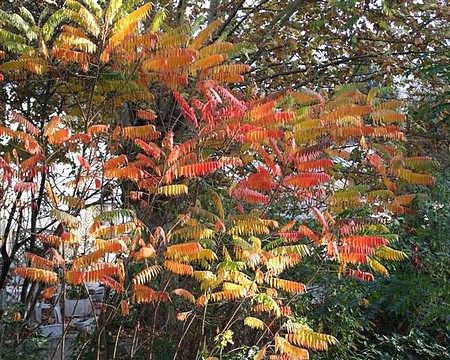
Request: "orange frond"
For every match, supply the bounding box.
[173,288,196,303]
[167,139,198,165]
[41,286,58,299]
[289,89,322,105]
[15,267,58,285]
[339,252,369,264]
[104,167,144,181]
[298,225,320,244]
[25,252,54,270]
[190,18,223,49]
[93,222,136,238]
[121,300,130,316]
[190,54,225,73]
[135,139,164,160]
[88,124,109,134]
[136,109,157,121]
[243,128,284,143]
[83,264,119,283]
[164,260,193,276]
[133,284,170,304]
[208,287,248,302]
[72,249,107,269]
[122,125,161,141]
[65,270,85,285]
[166,242,202,259]
[99,275,123,292]
[104,154,128,171]
[133,245,156,261]
[60,231,82,245]
[265,277,306,293]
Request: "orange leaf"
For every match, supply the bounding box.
[164,260,193,276]
[172,288,196,303]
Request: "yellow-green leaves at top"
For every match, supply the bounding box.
[42,8,68,42]
[66,0,101,37]
[80,0,103,18]
[109,2,153,45]
[105,0,123,26]
[148,8,167,33]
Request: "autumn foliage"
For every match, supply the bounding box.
[0,1,437,359]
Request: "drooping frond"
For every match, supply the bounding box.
[133,245,156,261]
[24,252,54,270]
[37,233,63,247]
[109,2,153,46]
[266,254,303,274]
[94,208,136,222]
[171,161,222,180]
[15,267,58,285]
[132,265,162,285]
[169,226,214,241]
[395,168,434,185]
[348,269,375,281]
[244,316,266,330]
[50,209,80,228]
[164,260,193,276]
[157,184,188,196]
[92,222,136,237]
[285,323,338,351]
[375,246,407,261]
[190,18,223,49]
[72,249,107,269]
[368,257,389,276]
[208,287,248,302]
[270,245,310,257]
[172,288,196,303]
[404,156,439,171]
[133,284,170,304]
[99,275,123,292]
[274,336,309,359]
[120,125,161,141]
[166,242,202,259]
[265,277,306,293]
[232,187,270,204]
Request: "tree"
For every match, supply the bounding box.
[0,1,437,359]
